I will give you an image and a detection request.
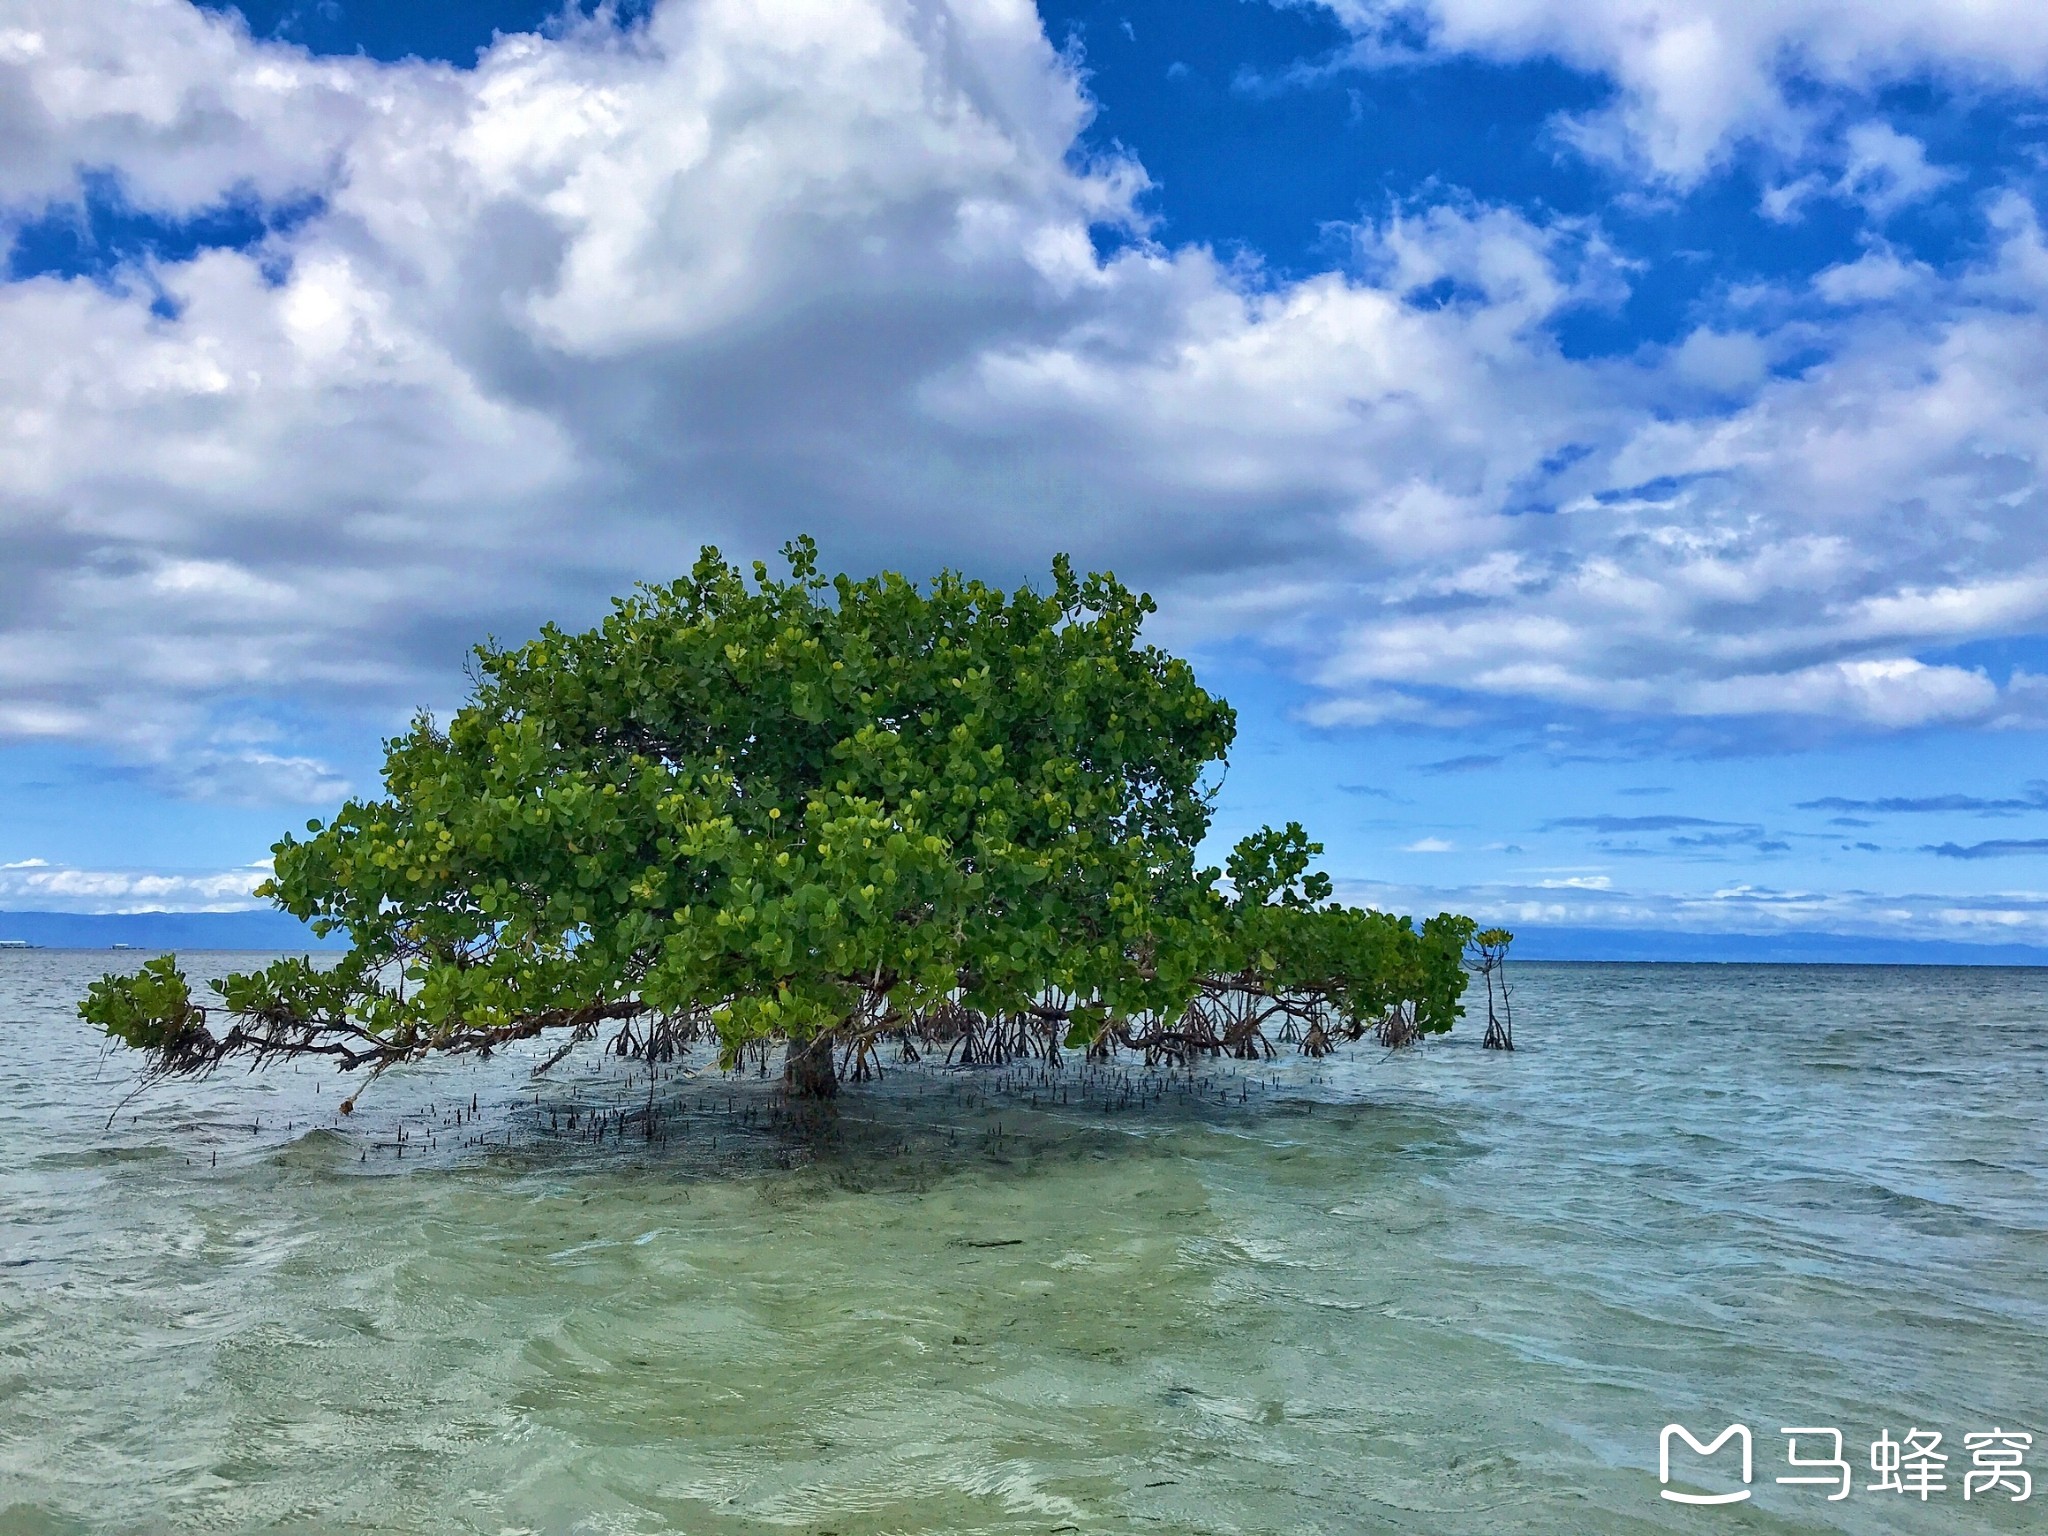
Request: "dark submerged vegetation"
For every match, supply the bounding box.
[82,540,1496,1103]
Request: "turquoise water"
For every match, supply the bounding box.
[3,954,2045,1533]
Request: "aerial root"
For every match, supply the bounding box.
[1374,1005,1420,1050]
[119,978,1436,1097]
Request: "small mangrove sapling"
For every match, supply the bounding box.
[1468,928,1516,1050]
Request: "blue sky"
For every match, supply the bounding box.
[6,0,2048,953]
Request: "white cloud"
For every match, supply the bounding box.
[1766,124,1962,226]
[1402,836,1456,852]
[1315,0,2048,181]
[1297,203,2048,728]
[1,0,2047,798]
[1760,174,1826,224]
[1681,659,1997,729]
[165,749,353,805]
[0,0,1129,759]
[1668,327,1768,393]
[1814,246,1931,305]
[1338,873,2048,945]
[1836,122,1957,218]
[0,860,267,912]
[0,2,380,211]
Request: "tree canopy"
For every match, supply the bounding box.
[82,540,1484,1099]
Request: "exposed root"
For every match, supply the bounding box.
[1375,1005,1421,1050]
[107,965,1472,1099]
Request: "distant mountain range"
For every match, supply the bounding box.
[1508,926,2048,966]
[1,910,2044,965]
[0,910,343,951]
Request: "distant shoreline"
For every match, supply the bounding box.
[0,910,345,953]
[5,910,2046,967]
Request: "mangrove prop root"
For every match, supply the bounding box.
[103,968,1470,1105]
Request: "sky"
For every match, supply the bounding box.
[5,0,2048,953]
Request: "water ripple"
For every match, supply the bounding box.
[3,954,2044,1532]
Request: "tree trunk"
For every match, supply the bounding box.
[783,1032,839,1099]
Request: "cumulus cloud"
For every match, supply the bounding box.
[0,2,377,211]
[1314,0,2048,181]
[0,0,1136,760]
[0,858,268,911]
[1835,122,1958,218]
[1682,660,1997,729]
[1302,208,2048,730]
[1813,246,1932,306]
[1767,126,1962,226]
[2,0,2048,806]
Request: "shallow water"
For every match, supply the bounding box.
[3,953,2045,1533]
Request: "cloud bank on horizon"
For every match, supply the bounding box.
[5,0,2048,940]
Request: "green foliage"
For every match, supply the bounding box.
[1467,926,1516,1050]
[81,539,1481,1088]
[80,955,200,1053]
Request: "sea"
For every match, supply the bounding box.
[3,952,2044,1534]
